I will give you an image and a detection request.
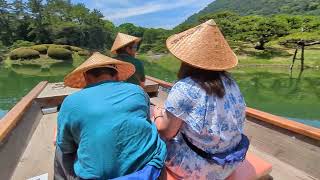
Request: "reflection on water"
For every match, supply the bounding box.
[0,63,319,128]
[231,67,320,128]
[0,109,7,118]
[0,61,76,115]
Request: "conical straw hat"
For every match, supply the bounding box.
[166,19,238,71]
[64,52,135,88]
[111,33,141,54]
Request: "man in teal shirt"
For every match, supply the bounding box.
[111,33,146,87]
[55,53,166,179]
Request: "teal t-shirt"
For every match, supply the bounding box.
[56,81,167,179]
[115,54,145,85]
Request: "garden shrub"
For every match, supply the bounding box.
[77,50,90,56]
[9,48,40,60]
[48,47,72,60]
[70,46,84,52]
[31,45,48,54]
[49,44,71,50]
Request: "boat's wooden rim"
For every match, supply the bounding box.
[146,76,320,141]
[246,108,320,140]
[0,81,48,142]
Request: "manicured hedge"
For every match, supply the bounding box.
[70,46,84,52]
[48,44,71,50]
[48,47,73,60]
[9,48,40,60]
[77,50,90,56]
[31,45,48,54]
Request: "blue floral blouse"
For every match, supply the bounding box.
[164,76,246,179]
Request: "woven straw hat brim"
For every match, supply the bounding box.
[111,33,141,54]
[166,19,238,71]
[64,53,135,88]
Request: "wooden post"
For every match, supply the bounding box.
[300,44,305,72]
[290,47,298,71]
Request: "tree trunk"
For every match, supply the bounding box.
[300,45,305,71]
[290,47,299,71]
[255,39,266,50]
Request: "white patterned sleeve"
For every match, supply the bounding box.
[164,81,193,124]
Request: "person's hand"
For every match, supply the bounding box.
[152,106,163,123]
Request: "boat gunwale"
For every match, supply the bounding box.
[0,81,48,143]
[146,76,320,141]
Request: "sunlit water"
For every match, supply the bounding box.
[0,63,319,128]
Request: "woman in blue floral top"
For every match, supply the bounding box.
[153,19,248,180]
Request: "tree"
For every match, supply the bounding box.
[103,20,116,49]
[198,11,240,38]
[141,28,169,53]
[253,16,290,50]
[0,0,14,45]
[11,0,32,42]
[45,0,72,24]
[117,23,145,37]
[279,31,320,71]
[69,3,89,25]
[235,16,290,50]
[27,0,50,43]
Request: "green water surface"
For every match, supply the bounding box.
[0,63,319,128]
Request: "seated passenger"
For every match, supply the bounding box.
[152,20,249,179]
[54,52,167,180]
[111,33,146,87]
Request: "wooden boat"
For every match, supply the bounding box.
[0,76,319,180]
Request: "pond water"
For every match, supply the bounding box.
[232,67,320,128]
[0,62,319,128]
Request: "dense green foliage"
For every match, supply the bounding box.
[175,12,320,50]
[185,0,320,25]
[0,0,172,54]
[116,23,171,53]
[0,0,114,50]
[10,40,36,50]
[9,48,40,60]
[0,0,319,55]
[47,47,72,60]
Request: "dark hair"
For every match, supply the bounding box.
[116,42,136,54]
[85,67,117,78]
[178,63,231,98]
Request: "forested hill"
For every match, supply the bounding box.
[184,0,320,24]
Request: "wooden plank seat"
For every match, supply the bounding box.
[164,152,272,180]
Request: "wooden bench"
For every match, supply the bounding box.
[164,153,272,180]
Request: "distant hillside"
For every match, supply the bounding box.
[184,0,320,24]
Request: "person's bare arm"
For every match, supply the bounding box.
[140,80,145,88]
[152,106,183,140]
[53,127,57,146]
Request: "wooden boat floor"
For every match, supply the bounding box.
[11,113,316,180]
[11,113,57,180]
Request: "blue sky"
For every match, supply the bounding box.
[73,0,214,29]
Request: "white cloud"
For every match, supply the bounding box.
[98,0,200,20]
